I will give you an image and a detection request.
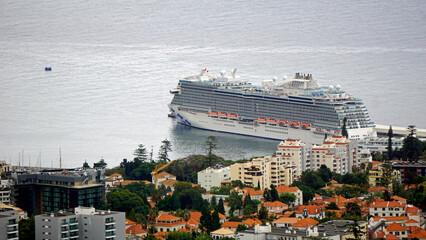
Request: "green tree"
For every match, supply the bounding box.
[387,126,394,160]
[402,125,422,162]
[270,185,279,201]
[218,198,225,215]
[226,191,243,216]
[93,158,107,168]
[344,202,362,218]
[258,205,268,221]
[134,144,148,162]
[19,215,35,240]
[380,162,393,188]
[82,160,90,168]
[325,202,339,210]
[341,117,348,138]
[205,136,218,166]
[279,192,296,205]
[236,224,248,232]
[107,189,149,215]
[199,206,221,234]
[158,139,172,163]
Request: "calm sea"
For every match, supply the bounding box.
[1,0,425,168]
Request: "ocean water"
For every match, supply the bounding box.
[1,0,425,168]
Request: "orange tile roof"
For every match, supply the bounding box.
[264,201,288,207]
[245,188,264,196]
[408,227,426,239]
[278,146,302,148]
[310,199,326,206]
[156,172,176,179]
[385,233,400,240]
[326,195,347,204]
[314,193,322,198]
[276,185,299,193]
[126,224,147,234]
[179,228,189,232]
[273,217,298,224]
[190,212,202,221]
[222,221,242,228]
[372,216,409,221]
[376,231,385,239]
[157,214,181,221]
[369,201,406,208]
[406,206,420,213]
[368,187,390,193]
[113,180,151,186]
[110,173,122,177]
[292,218,319,227]
[210,210,226,219]
[126,219,137,225]
[386,222,407,231]
[243,218,262,227]
[186,218,199,226]
[296,205,323,215]
[391,196,407,202]
[371,161,382,165]
[160,179,180,187]
[405,219,419,224]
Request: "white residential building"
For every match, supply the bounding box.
[198,165,231,191]
[35,206,125,240]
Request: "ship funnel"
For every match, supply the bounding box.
[282,75,288,81]
[220,70,226,77]
[231,69,237,79]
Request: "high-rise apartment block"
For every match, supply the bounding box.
[35,206,125,240]
[230,137,358,188]
[12,169,105,214]
[230,156,295,190]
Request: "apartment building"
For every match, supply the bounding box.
[369,201,406,218]
[230,156,295,190]
[0,161,12,175]
[35,206,125,240]
[275,139,311,178]
[198,165,230,191]
[12,169,105,214]
[0,208,19,240]
[0,187,10,205]
[368,165,401,189]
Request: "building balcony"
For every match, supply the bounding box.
[105,225,116,231]
[105,219,116,225]
[61,222,68,225]
[7,227,18,233]
[105,231,116,237]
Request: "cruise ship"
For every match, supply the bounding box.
[169,69,374,144]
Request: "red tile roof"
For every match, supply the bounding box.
[369,201,406,208]
[126,224,147,234]
[156,214,181,221]
[156,172,176,179]
[386,222,407,231]
[368,187,390,193]
[385,233,400,240]
[222,221,242,228]
[264,201,287,207]
[276,185,299,193]
[292,218,319,227]
[189,212,202,221]
[372,216,409,221]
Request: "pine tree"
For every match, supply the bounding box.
[341,117,348,138]
[270,185,279,201]
[205,136,217,167]
[258,205,268,221]
[387,126,394,160]
[402,125,422,162]
[134,144,148,162]
[172,194,181,210]
[218,198,225,214]
[158,139,172,163]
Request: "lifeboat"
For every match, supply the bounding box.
[278,120,288,126]
[228,113,238,120]
[301,123,311,130]
[257,117,267,124]
[219,113,228,119]
[209,111,218,118]
[267,119,277,125]
[289,122,299,128]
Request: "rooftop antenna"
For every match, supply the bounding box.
[59,148,62,169]
[18,152,21,167]
[22,150,24,167]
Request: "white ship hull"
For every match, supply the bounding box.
[170,105,327,145]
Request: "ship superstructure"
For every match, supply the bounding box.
[169,69,374,144]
